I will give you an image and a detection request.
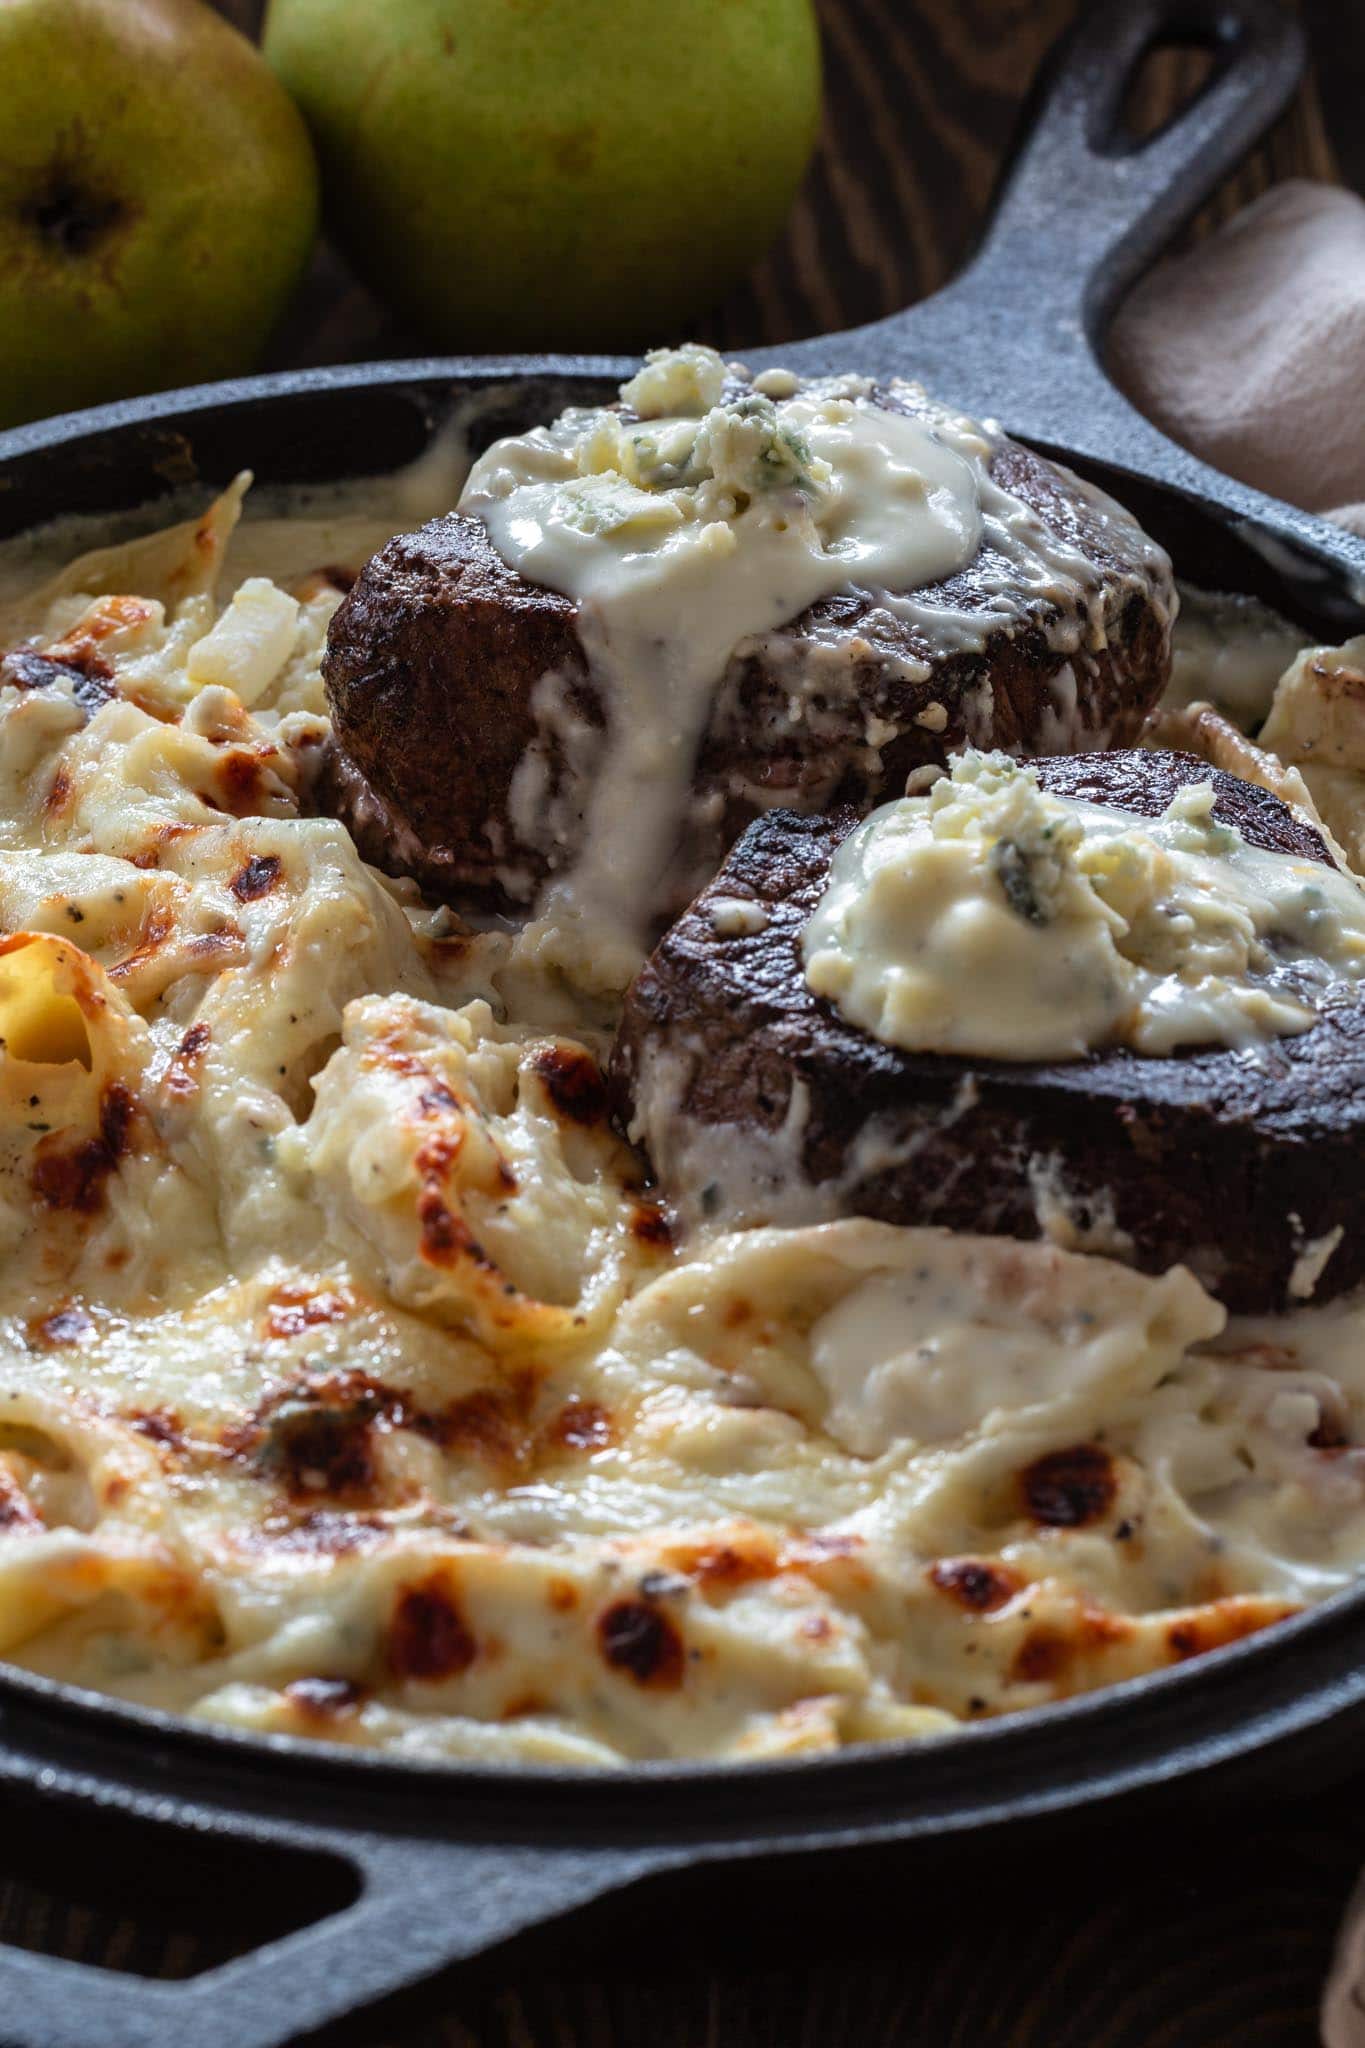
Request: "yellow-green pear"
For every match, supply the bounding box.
[264,0,821,350]
[0,0,319,430]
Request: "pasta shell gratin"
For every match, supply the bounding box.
[0,458,1362,1767]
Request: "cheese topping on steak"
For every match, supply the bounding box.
[459,345,1150,988]
[803,749,1365,1060]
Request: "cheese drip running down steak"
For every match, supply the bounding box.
[611,750,1365,1313]
[322,345,1175,986]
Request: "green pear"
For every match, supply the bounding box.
[0,0,319,430]
[264,0,821,350]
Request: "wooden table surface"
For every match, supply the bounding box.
[4,2,1364,2043]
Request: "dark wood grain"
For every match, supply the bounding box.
[5,4,1361,2045]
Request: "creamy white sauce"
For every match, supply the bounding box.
[459,345,1171,991]
[1165,585,1307,728]
[1288,1222,1346,1301]
[462,360,984,985]
[807,1235,1220,1456]
[803,749,1365,1061]
[707,895,770,938]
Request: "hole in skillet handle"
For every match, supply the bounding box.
[1116,34,1220,149]
[992,0,1302,321]
[0,1780,358,1980]
[0,1768,673,2048]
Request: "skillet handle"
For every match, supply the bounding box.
[765,0,1304,444]
[0,1785,679,2048]
[761,0,1365,636]
[965,0,1304,340]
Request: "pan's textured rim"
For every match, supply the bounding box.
[0,356,633,468]
[2,359,1365,1814]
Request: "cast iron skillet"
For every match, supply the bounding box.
[2,4,1365,2043]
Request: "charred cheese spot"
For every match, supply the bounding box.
[284,1675,367,1722]
[530,1043,608,1124]
[598,1597,685,1688]
[1021,1443,1118,1529]
[628,1200,673,1249]
[232,1373,393,1502]
[665,1529,780,1592]
[164,1020,211,1099]
[107,907,177,984]
[130,823,195,871]
[127,1408,187,1455]
[1165,1598,1296,1661]
[1,646,114,715]
[229,853,283,903]
[31,1080,136,1214]
[1010,1629,1072,1685]
[417,1185,486,1267]
[412,1126,513,1265]
[31,1303,94,1348]
[1010,1606,1132,1687]
[435,1379,537,1474]
[261,1282,354,1342]
[239,1509,391,1559]
[216,749,274,815]
[227,1365,534,1498]
[0,1469,41,1534]
[548,1398,613,1452]
[929,1558,1025,1614]
[386,1571,477,1682]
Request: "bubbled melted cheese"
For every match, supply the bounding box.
[0,476,1360,1768]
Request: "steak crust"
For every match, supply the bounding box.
[323,383,1175,916]
[610,750,1365,1313]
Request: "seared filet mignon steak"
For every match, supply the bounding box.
[610,749,1365,1313]
[323,365,1175,924]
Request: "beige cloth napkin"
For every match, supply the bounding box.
[1327,1875,1365,2048]
[1109,176,1365,2048]
[1109,178,1365,532]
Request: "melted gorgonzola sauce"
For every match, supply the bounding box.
[803,748,1365,1060]
[460,345,1153,990]
[0,461,1360,1767]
